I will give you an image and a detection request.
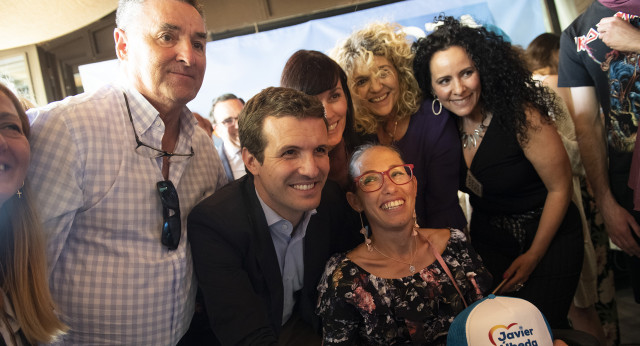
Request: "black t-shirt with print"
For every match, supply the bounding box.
[558,1,640,210]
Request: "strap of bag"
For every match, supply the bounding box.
[428,237,468,308]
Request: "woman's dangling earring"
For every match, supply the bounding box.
[412,210,419,236]
[16,181,24,199]
[432,96,442,115]
[360,212,372,251]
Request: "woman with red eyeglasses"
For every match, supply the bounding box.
[316,144,492,345]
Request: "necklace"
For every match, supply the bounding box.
[385,118,399,143]
[372,225,419,274]
[460,116,488,149]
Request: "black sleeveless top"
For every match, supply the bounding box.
[460,120,547,215]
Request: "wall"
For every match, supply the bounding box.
[202,0,381,37]
[0,45,47,106]
[554,0,592,30]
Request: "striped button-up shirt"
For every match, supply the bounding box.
[27,82,227,345]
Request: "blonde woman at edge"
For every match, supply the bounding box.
[0,83,67,345]
[331,22,467,232]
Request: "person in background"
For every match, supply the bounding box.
[188,87,360,345]
[558,1,640,317]
[26,0,228,343]
[524,32,607,346]
[331,22,467,231]
[317,144,492,345]
[280,49,359,190]
[413,16,582,328]
[0,83,67,345]
[193,112,213,138]
[210,93,246,181]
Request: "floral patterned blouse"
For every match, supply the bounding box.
[316,229,492,345]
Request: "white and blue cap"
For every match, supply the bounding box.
[447,294,554,346]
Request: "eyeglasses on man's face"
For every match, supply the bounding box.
[221,116,239,127]
[122,91,194,162]
[157,180,181,250]
[353,164,414,193]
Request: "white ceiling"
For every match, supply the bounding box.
[0,0,118,50]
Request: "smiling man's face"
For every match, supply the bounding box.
[118,0,207,111]
[244,115,330,225]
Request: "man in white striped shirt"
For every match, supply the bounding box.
[26,0,227,344]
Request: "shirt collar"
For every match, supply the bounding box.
[119,82,159,135]
[118,81,197,150]
[223,139,241,156]
[255,188,317,229]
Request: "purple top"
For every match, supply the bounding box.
[362,99,467,229]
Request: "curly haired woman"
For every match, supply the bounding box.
[331,22,466,231]
[412,16,583,328]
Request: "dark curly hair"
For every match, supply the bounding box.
[412,16,557,143]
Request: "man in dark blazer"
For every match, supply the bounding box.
[188,87,359,345]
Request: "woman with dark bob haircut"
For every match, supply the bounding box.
[412,16,583,328]
[281,49,359,190]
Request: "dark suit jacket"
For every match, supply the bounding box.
[215,140,234,182]
[188,174,360,345]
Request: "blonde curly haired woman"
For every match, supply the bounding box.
[331,22,466,231]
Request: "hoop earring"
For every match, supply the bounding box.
[432,96,442,115]
[359,213,372,251]
[16,181,24,199]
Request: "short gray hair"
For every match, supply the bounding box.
[347,144,403,191]
[116,0,204,30]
